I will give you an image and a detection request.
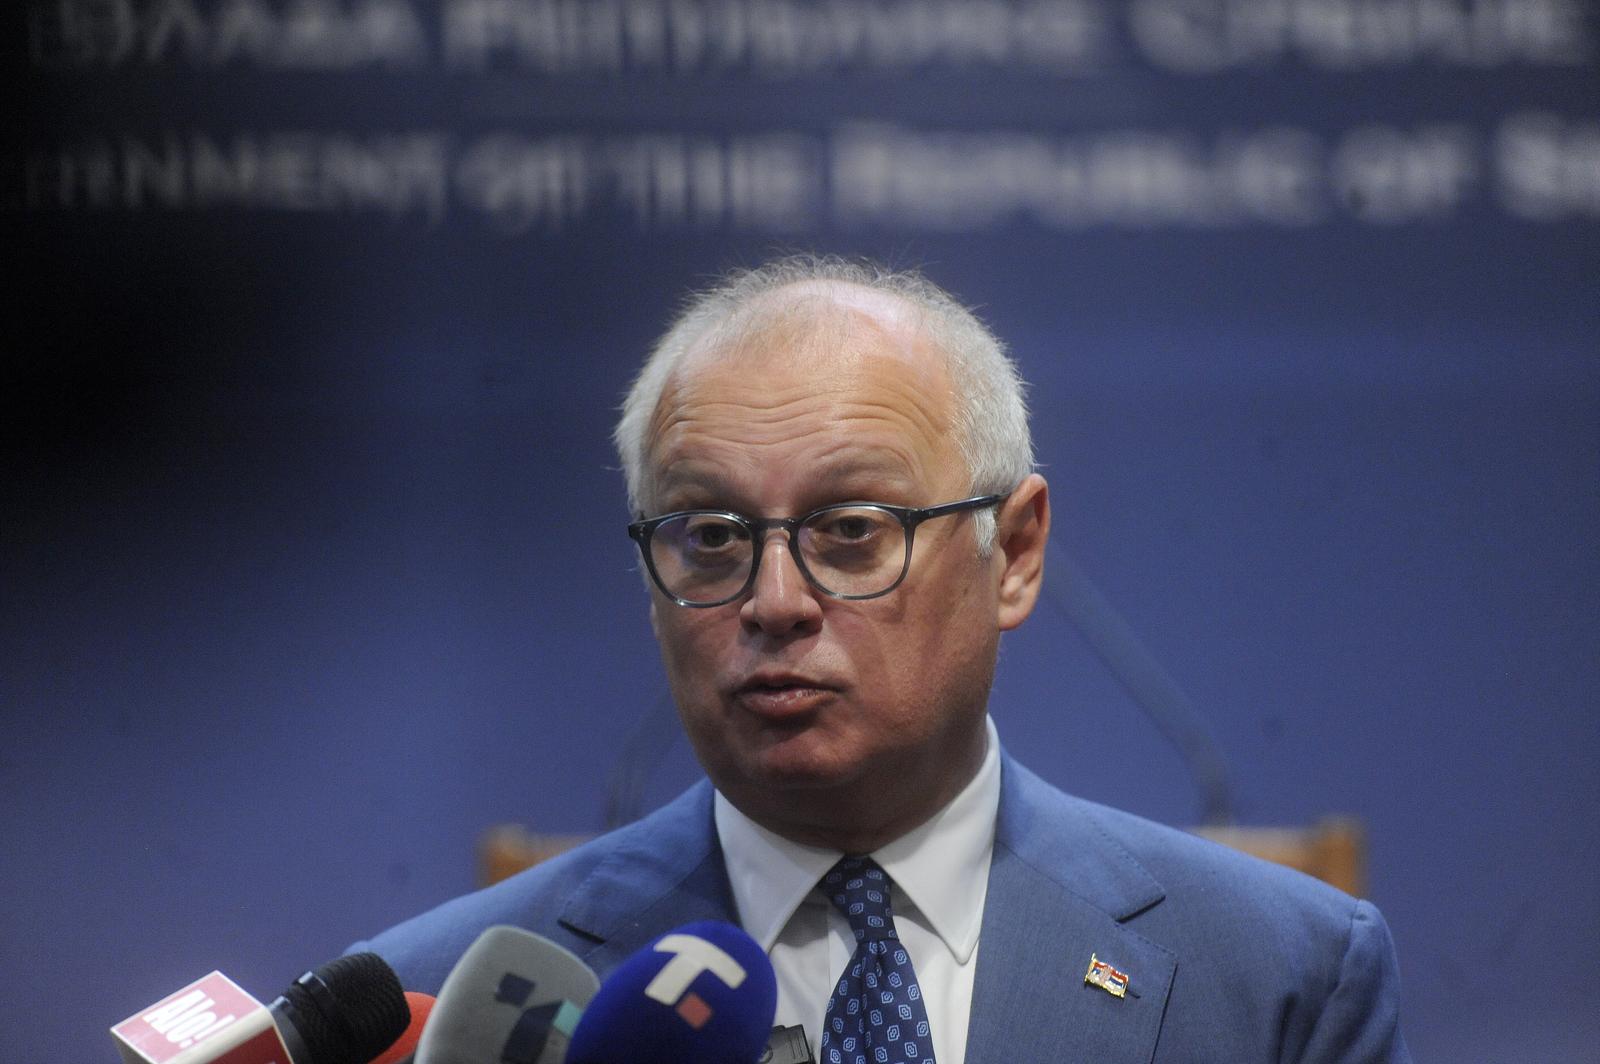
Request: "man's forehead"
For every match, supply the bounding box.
[649,350,953,468]
[639,284,962,507]
[654,289,954,441]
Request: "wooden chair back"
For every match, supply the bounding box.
[479,816,1367,897]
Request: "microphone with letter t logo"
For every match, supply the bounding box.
[565,921,778,1064]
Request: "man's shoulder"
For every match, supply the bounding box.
[999,756,1369,949]
[996,757,1409,1061]
[349,781,718,992]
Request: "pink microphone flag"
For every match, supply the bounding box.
[112,971,289,1064]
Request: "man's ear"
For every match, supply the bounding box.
[994,474,1050,632]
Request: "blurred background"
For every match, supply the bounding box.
[5,1,1597,1060]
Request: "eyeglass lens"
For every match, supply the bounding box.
[647,505,907,604]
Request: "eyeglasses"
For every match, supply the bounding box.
[627,494,1008,607]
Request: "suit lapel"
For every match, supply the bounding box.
[553,782,742,973]
[544,760,1180,1062]
[965,757,1177,1064]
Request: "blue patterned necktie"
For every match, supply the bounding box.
[818,856,938,1064]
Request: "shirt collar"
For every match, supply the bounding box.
[715,716,1001,964]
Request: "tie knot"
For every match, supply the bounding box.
[821,856,900,942]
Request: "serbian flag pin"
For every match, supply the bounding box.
[1084,954,1130,999]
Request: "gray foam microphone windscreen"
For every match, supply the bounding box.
[414,926,600,1064]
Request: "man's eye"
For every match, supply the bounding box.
[829,516,875,540]
[813,511,889,542]
[684,519,743,550]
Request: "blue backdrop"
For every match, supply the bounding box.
[5,2,1598,1061]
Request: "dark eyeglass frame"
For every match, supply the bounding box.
[626,493,1009,607]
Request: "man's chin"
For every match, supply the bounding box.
[731,730,875,794]
[750,748,862,790]
[722,750,919,852]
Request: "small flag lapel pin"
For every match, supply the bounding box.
[1084,953,1131,999]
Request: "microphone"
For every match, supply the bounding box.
[760,1025,815,1064]
[565,921,777,1064]
[413,926,600,1064]
[368,993,435,1064]
[112,954,410,1064]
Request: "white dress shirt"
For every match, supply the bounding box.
[714,717,1001,1064]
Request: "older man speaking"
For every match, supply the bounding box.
[356,256,1409,1063]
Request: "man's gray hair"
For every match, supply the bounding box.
[614,255,1035,551]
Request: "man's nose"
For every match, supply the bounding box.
[739,530,823,635]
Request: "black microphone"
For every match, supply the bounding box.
[271,954,410,1064]
[112,953,410,1064]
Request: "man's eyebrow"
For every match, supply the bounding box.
[803,453,924,494]
[652,459,922,513]
[812,457,915,486]
[649,468,745,512]
[653,466,734,499]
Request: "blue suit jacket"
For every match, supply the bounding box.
[356,754,1409,1062]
